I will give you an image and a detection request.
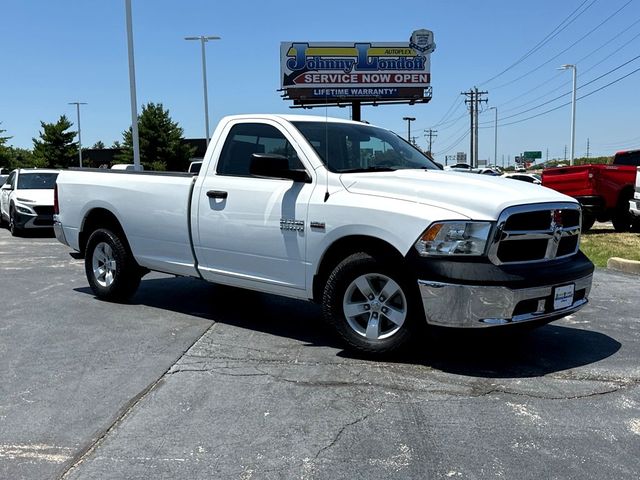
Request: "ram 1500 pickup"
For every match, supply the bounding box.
[54,115,594,354]
[542,149,640,232]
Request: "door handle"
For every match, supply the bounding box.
[206,190,228,199]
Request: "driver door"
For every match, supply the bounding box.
[194,121,314,292]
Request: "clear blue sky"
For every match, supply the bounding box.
[1,0,639,165]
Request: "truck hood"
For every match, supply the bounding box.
[14,189,54,206]
[339,170,574,220]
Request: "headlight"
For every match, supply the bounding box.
[15,204,35,215]
[414,221,492,256]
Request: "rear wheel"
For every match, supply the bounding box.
[85,228,142,302]
[611,191,635,232]
[322,252,422,355]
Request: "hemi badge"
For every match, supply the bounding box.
[310,222,326,230]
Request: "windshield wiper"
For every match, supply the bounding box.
[339,166,398,173]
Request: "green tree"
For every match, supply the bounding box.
[117,103,195,171]
[0,122,12,171]
[32,115,78,168]
[92,140,106,149]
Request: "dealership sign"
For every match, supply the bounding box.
[280,29,435,106]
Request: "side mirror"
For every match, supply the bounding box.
[250,153,311,183]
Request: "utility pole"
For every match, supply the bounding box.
[474,87,488,169]
[185,35,221,145]
[462,89,474,166]
[559,64,577,165]
[546,148,549,162]
[402,117,416,142]
[68,102,87,168]
[424,129,438,155]
[125,0,141,171]
[411,136,418,146]
[586,138,590,158]
[462,87,488,168]
[564,145,568,161]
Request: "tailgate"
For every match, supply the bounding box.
[542,165,596,197]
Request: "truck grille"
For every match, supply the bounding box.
[488,203,581,265]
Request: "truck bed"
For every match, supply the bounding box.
[56,169,199,277]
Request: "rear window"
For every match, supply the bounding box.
[613,150,640,166]
[17,172,58,189]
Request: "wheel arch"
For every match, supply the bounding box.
[79,208,130,257]
[617,184,635,206]
[312,235,406,303]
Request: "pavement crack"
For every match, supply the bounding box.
[313,411,373,460]
[57,322,218,480]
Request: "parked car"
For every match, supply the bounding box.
[477,167,501,176]
[0,168,59,236]
[54,114,593,355]
[111,164,144,171]
[630,162,640,219]
[542,149,640,231]
[503,173,542,185]
[444,163,472,172]
[188,160,203,174]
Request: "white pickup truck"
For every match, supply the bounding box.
[54,114,594,354]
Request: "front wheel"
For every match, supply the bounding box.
[9,207,22,237]
[85,228,142,302]
[322,252,422,355]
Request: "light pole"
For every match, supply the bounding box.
[402,116,415,143]
[559,64,577,166]
[185,35,221,145]
[489,106,498,168]
[125,0,141,170]
[68,102,87,167]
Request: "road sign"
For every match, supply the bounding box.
[523,151,542,159]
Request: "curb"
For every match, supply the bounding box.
[607,257,640,275]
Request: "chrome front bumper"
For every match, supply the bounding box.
[630,199,640,217]
[418,274,592,328]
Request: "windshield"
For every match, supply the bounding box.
[17,172,58,190]
[292,121,439,173]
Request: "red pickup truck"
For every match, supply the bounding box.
[542,149,640,231]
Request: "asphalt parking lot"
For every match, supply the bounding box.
[1,228,639,480]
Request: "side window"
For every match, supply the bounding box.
[8,172,16,188]
[217,123,304,177]
[614,151,640,166]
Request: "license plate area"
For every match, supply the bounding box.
[553,284,575,310]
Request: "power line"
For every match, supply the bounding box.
[492,0,634,90]
[492,63,640,128]
[495,15,640,111]
[433,130,469,157]
[479,0,597,86]
[480,53,640,125]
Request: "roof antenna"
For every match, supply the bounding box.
[324,93,330,202]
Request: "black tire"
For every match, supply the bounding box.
[9,207,22,237]
[322,252,422,355]
[611,191,634,232]
[85,228,142,302]
[581,212,596,232]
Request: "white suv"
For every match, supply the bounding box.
[0,169,59,236]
